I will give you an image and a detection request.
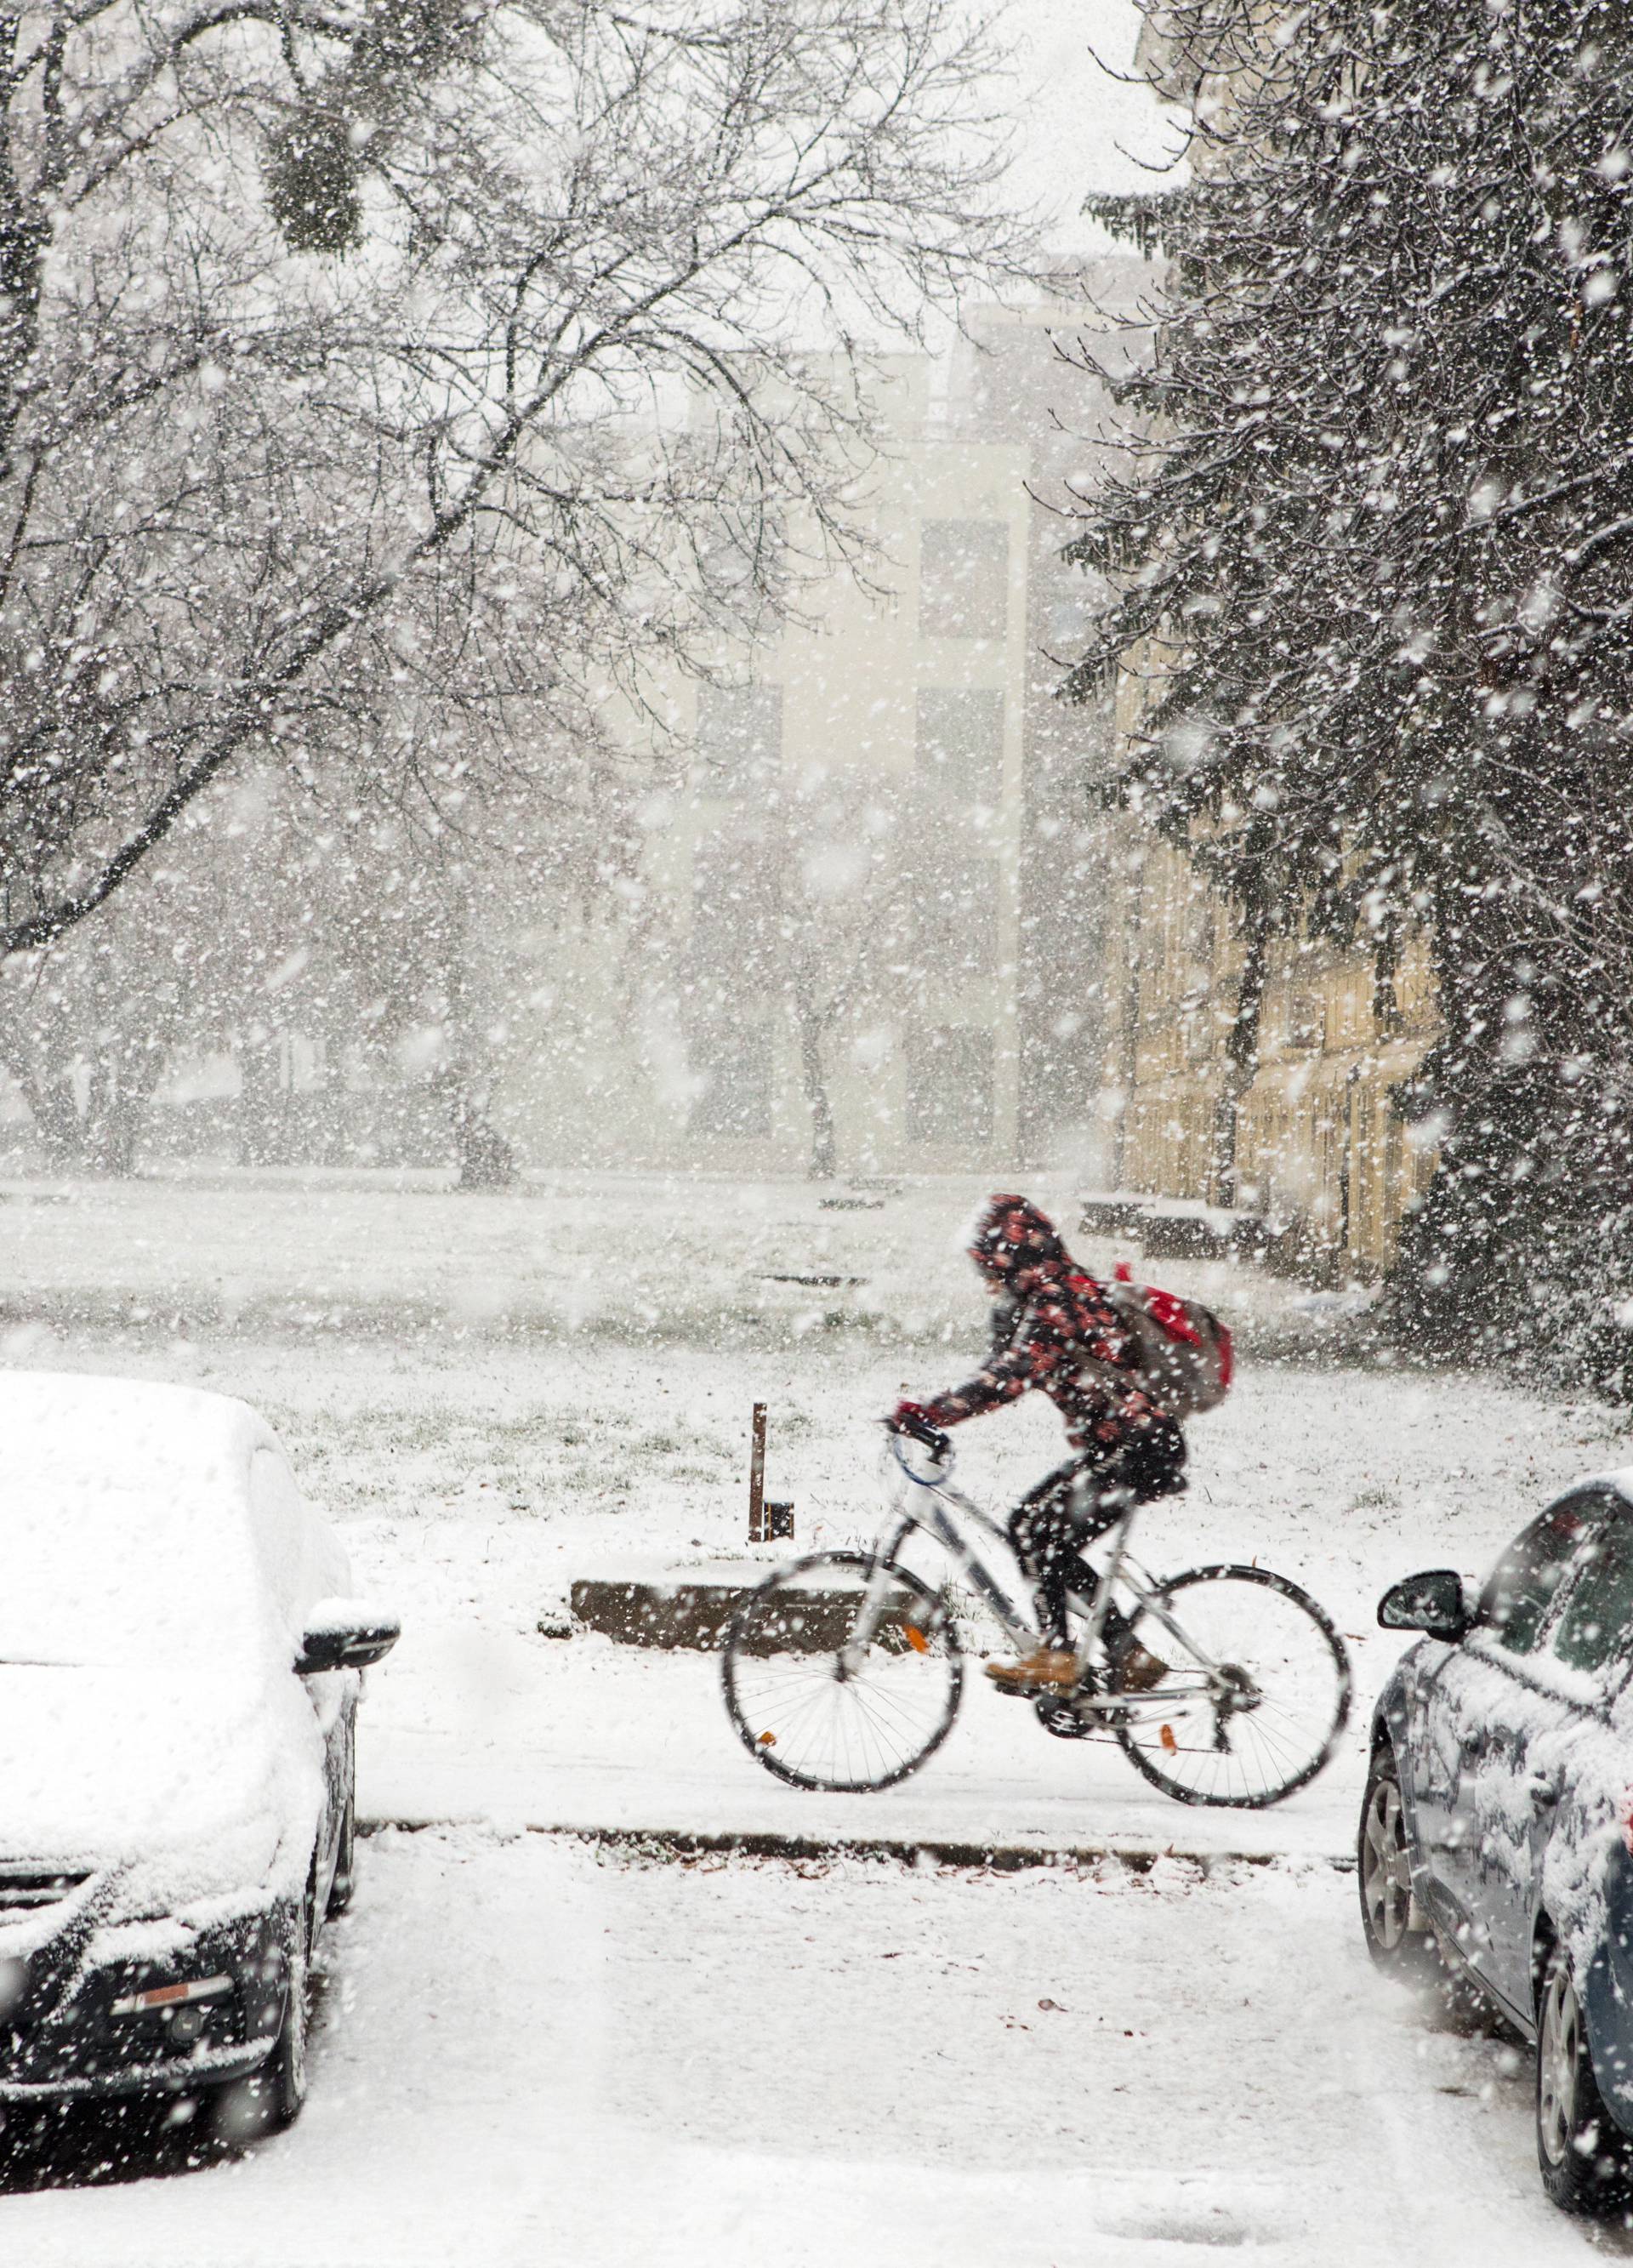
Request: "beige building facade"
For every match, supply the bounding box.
[1095,819,1440,1276]
[1084,14,1442,1280]
[497,274,1150,1178]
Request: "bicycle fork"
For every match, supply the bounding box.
[836,1553,909,1678]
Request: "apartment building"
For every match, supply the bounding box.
[498,271,1149,1176]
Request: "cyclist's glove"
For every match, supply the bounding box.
[885,1400,951,1456]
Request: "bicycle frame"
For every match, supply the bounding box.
[862,1439,1235,1715]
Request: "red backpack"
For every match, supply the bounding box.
[1101,1262,1234,1418]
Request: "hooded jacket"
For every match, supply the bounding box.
[916,1195,1169,1453]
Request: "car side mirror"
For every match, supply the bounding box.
[1378,1568,1470,1643]
[295,1598,401,1674]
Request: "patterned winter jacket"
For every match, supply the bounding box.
[917,1196,1169,1453]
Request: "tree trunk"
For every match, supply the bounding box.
[1111,838,1147,1193]
[9,1059,84,1169]
[82,1054,144,1176]
[1209,903,1271,1211]
[791,960,837,1181]
[438,1066,517,1189]
[440,912,517,1190]
[239,1031,286,1165]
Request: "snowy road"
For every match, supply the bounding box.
[1,1829,1613,2267]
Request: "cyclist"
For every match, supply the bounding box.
[885,1193,1185,1696]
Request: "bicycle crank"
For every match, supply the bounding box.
[1033,1690,1129,1739]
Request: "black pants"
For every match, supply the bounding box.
[1009,1423,1186,1650]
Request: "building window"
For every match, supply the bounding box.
[697,686,782,795]
[919,521,1009,639]
[680,839,776,1006]
[688,1022,773,1139]
[909,855,999,978]
[915,689,1004,800]
[908,1026,994,1147]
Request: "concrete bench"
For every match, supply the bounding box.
[567,1576,916,1655]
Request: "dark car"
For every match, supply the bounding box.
[1362,1474,1633,2214]
[0,1373,398,2140]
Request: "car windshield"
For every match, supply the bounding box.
[0,1430,265,1667]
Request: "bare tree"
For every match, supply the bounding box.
[0,0,1033,971]
[776,784,894,1179]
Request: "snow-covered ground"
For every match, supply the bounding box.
[1,1831,1615,2268]
[3,1168,1631,2259]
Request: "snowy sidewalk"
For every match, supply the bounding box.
[357,1626,1367,1862]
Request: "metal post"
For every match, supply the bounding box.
[748,1402,767,1541]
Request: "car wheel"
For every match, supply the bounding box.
[1357,1746,1442,1983]
[208,1892,315,2146]
[326,1793,356,1918]
[1536,1940,1630,2214]
[270,1905,313,2129]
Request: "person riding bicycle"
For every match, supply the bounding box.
[885,1193,1185,1696]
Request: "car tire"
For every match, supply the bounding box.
[326,1794,356,1919]
[269,1902,313,2130]
[1357,1745,1443,1985]
[1536,1940,1630,2214]
[207,1891,315,2146]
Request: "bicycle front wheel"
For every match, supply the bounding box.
[1113,1564,1351,1809]
[722,1550,963,1792]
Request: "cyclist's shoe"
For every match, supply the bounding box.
[1112,1641,1170,1693]
[984,1648,1080,1695]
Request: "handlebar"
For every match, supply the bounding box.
[885,1424,955,1485]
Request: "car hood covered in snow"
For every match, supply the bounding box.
[0,1657,326,1938]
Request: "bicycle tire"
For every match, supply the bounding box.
[721,1549,963,1792]
[1112,1563,1351,1809]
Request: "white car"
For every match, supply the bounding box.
[0,1371,396,2134]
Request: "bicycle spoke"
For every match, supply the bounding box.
[1112,1567,1350,1808]
[723,1553,964,1792]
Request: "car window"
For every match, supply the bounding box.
[248,1446,348,1641]
[1550,1508,1633,1675]
[1475,1496,1602,1656]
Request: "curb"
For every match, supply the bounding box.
[358,1816,1355,1876]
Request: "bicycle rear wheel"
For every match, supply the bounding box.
[722,1550,963,1792]
[1113,1564,1351,1808]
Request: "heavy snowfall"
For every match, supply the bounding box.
[1,1171,1628,2268]
[5,0,1633,2261]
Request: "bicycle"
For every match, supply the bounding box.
[721,1433,1351,1809]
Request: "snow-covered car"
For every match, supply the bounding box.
[0,1372,397,2136]
[1361,1475,1633,2214]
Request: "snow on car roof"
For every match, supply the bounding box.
[1560,1468,1633,1507]
[0,1370,279,1666]
[0,1368,271,1471]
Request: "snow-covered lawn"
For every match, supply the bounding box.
[3,1168,1631,2258]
